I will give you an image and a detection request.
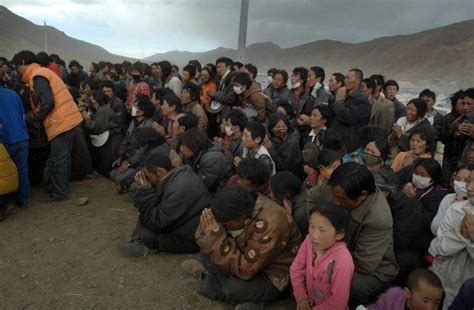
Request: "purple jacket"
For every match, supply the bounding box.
[368,287,407,310]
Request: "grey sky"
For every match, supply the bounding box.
[3,0,474,58]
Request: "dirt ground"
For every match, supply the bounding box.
[0,176,294,309]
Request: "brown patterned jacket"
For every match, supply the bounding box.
[195,195,302,291]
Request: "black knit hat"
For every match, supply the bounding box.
[211,186,255,223]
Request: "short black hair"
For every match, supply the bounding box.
[362,78,377,94]
[164,93,183,113]
[464,88,474,100]
[349,68,363,81]
[144,151,172,171]
[188,60,202,71]
[318,128,346,154]
[176,113,199,130]
[11,50,37,66]
[225,109,248,131]
[269,112,292,134]
[36,52,51,67]
[182,81,201,102]
[309,202,352,243]
[244,63,258,78]
[317,149,341,168]
[406,268,443,291]
[244,122,266,144]
[237,157,271,187]
[183,64,196,78]
[360,125,387,146]
[179,128,212,154]
[383,79,400,91]
[407,98,428,119]
[310,66,325,83]
[292,67,309,83]
[273,69,289,84]
[328,163,376,199]
[312,105,331,121]
[267,68,278,76]
[211,185,255,223]
[332,72,345,87]
[136,94,155,118]
[369,74,385,89]
[153,88,172,102]
[68,60,82,70]
[233,72,252,88]
[270,171,301,202]
[449,89,465,114]
[372,138,391,162]
[158,61,172,79]
[130,61,144,75]
[100,80,115,91]
[419,88,436,102]
[414,158,443,186]
[91,91,108,106]
[215,57,233,68]
[233,61,244,69]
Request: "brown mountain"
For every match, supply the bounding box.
[145,20,474,91]
[0,5,135,67]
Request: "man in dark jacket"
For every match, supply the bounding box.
[67,60,88,89]
[331,69,370,153]
[119,152,212,256]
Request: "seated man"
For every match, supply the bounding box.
[182,186,302,308]
[226,157,272,196]
[119,152,212,256]
[328,162,399,307]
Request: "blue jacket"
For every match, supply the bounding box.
[0,86,29,145]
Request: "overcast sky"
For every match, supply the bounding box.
[3,0,474,59]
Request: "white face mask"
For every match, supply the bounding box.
[412,174,433,189]
[225,126,234,137]
[131,106,138,117]
[233,86,244,95]
[267,76,273,84]
[453,180,468,198]
[229,229,244,238]
[291,81,302,90]
[311,82,322,97]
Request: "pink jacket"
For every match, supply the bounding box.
[290,236,354,309]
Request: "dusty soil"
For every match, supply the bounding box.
[0,176,294,309]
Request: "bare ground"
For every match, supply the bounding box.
[0,176,294,310]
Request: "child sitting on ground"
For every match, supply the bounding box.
[290,202,354,309]
[366,268,444,310]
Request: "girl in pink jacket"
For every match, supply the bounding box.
[290,203,354,310]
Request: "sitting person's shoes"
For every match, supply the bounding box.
[181,259,207,281]
[118,239,159,257]
[234,303,266,310]
[0,203,15,222]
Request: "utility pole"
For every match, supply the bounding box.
[44,20,48,53]
[237,0,249,62]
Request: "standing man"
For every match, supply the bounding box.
[0,84,30,206]
[13,50,83,202]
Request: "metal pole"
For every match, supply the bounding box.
[237,0,249,62]
[44,20,48,53]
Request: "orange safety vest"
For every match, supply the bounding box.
[22,63,82,141]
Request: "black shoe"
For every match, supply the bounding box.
[118,240,159,257]
[0,204,15,222]
[15,198,30,208]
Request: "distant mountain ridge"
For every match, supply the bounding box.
[0,5,135,67]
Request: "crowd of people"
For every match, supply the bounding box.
[0,50,473,310]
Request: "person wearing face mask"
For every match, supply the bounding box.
[402,159,447,253]
[331,68,371,154]
[263,69,291,111]
[429,166,474,309]
[214,109,247,158]
[289,67,310,114]
[232,72,272,125]
[82,91,124,177]
[181,186,301,309]
[198,67,217,109]
[431,165,472,235]
[119,151,212,257]
[265,68,277,89]
[111,94,155,174]
[124,62,150,111]
[296,66,333,140]
[363,139,390,171]
[263,113,304,180]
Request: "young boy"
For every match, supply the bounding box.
[365,268,444,310]
[214,109,247,158]
[234,122,276,175]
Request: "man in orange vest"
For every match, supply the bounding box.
[12,51,83,202]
